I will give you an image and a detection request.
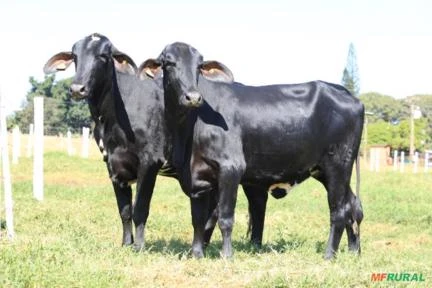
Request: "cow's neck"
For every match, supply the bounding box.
[88,67,115,127]
[87,67,133,136]
[164,87,196,169]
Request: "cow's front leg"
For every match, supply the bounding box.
[132,165,159,252]
[112,182,133,246]
[218,167,242,258]
[190,193,210,258]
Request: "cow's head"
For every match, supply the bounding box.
[138,42,233,108]
[43,33,137,100]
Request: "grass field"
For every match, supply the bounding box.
[1,137,432,287]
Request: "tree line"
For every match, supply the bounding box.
[360,93,432,153]
[7,75,91,135]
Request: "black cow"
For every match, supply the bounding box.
[43,34,264,253]
[140,42,364,259]
[43,33,175,251]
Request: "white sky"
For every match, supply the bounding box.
[0,0,431,115]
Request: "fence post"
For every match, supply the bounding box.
[393,150,398,171]
[27,123,33,157]
[33,97,44,201]
[81,127,90,158]
[413,152,419,173]
[426,151,430,173]
[0,86,15,239]
[67,129,74,156]
[400,151,405,173]
[12,126,20,164]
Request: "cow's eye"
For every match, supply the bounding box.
[164,60,176,67]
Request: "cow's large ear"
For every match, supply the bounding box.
[43,52,73,74]
[112,50,137,75]
[200,61,234,83]
[138,59,162,80]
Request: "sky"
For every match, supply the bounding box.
[0,0,431,115]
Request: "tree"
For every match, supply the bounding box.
[366,115,429,152]
[359,92,408,123]
[341,43,360,97]
[7,75,91,135]
[359,92,432,152]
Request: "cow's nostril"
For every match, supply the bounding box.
[185,94,191,101]
[70,84,87,97]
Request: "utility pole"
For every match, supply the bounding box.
[409,105,422,161]
[363,111,374,162]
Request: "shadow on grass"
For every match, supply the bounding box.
[140,235,312,259]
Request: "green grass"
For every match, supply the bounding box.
[1,152,431,287]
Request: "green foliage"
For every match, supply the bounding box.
[367,118,429,151]
[360,92,408,123]
[367,120,393,145]
[7,75,91,135]
[341,43,360,97]
[1,152,431,287]
[360,92,432,151]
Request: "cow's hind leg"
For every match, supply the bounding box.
[324,177,347,259]
[319,163,358,260]
[112,182,133,246]
[243,185,268,247]
[204,191,218,247]
[345,187,363,254]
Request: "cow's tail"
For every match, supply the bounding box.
[355,154,360,198]
[351,154,363,236]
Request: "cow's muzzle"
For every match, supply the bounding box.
[69,83,89,100]
[183,91,203,107]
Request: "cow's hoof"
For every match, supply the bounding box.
[122,238,134,247]
[324,251,336,260]
[220,249,233,259]
[191,248,204,259]
[132,243,144,252]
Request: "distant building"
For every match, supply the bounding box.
[369,144,391,170]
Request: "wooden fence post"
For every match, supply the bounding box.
[393,150,398,171]
[12,126,20,164]
[413,152,419,173]
[400,151,405,173]
[0,86,15,238]
[33,97,44,201]
[27,123,33,157]
[67,129,74,156]
[81,127,90,158]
